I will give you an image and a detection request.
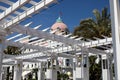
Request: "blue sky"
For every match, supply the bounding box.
[21,0,110,32]
[4,0,110,39]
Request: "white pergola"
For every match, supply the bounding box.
[0,0,118,80]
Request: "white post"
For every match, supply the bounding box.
[0,36,5,80]
[109,55,113,80]
[109,0,120,80]
[38,62,44,80]
[81,52,84,80]
[74,53,89,80]
[2,67,7,80]
[75,52,85,80]
[13,60,23,80]
[46,58,57,80]
[86,53,89,80]
[51,58,57,80]
[73,58,76,80]
[101,54,110,80]
[83,54,89,80]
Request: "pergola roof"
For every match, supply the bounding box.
[0,0,113,65]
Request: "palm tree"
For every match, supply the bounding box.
[4,46,22,80]
[73,7,111,39]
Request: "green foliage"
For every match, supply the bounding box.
[32,68,38,80]
[57,73,69,80]
[89,56,102,80]
[28,73,33,80]
[4,46,22,55]
[73,7,111,39]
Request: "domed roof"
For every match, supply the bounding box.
[51,17,68,31]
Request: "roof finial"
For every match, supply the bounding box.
[56,12,63,22]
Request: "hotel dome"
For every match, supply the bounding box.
[51,16,69,34]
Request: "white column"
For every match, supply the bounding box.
[83,54,89,80]
[13,60,23,80]
[38,62,44,80]
[2,67,7,80]
[46,58,57,80]
[81,53,89,80]
[109,55,113,80]
[81,53,84,80]
[86,54,89,80]
[101,54,110,80]
[75,53,84,80]
[109,0,120,80]
[0,36,5,80]
[73,58,76,80]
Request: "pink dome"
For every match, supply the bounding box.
[51,17,68,31]
[51,22,67,31]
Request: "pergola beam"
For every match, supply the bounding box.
[29,0,38,5]
[3,42,110,64]
[7,22,33,40]
[0,6,21,15]
[0,0,31,21]
[1,0,29,11]
[3,52,47,63]
[0,0,14,6]
[5,40,51,52]
[22,59,48,63]
[88,48,109,55]
[10,24,112,47]
[9,25,78,45]
[57,53,76,58]
[3,0,57,28]
[14,25,41,42]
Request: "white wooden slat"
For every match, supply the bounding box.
[3,0,56,28]
[21,6,29,10]
[75,37,83,40]
[14,11,21,15]
[0,6,6,10]
[14,25,41,42]
[7,15,14,19]
[0,0,29,10]
[7,22,33,40]
[16,27,49,43]
[29,0,37,5]
[5,40,51,52]
[64,33,72,37]
[0,6,22,15]
[0,0,14,5]
[0,0,31,20]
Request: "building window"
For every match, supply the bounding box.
[66,59,70,66]
[32,64,33,67]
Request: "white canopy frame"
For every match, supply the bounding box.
[0,0,116,80]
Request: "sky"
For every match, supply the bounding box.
[20,0,110,33]
[3,0,110,39]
